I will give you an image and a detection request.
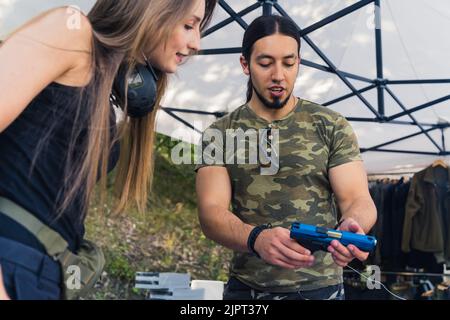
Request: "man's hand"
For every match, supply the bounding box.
[0,266,11,300]
[254,227,315,269]
[327,218,370,267]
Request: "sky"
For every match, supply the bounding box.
[1,0,450,173]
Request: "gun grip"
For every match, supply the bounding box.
[296,238,328,253]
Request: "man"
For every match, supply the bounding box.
[196,15,377,300]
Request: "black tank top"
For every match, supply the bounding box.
[0,82,120,252]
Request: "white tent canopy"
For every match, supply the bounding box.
[2,0,450,173]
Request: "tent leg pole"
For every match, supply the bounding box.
[260,0,276,16]
[374,0,385,118]
[442,128,446,154]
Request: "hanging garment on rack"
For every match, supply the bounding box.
[368,181,385,266]
[390,178,410,268]
[402,165,450,259]
[406,250,443,275]
[380,183,395,263]
[368,178,410,269]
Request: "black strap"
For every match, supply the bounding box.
[247,223,272,258]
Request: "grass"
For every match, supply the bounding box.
[84,134,232,300]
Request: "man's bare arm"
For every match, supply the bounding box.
[329,161,377,233]
[196,166,314,269]
[327,161,377,266]
[196,166,253,252]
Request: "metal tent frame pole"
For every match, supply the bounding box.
[163,0,450,157]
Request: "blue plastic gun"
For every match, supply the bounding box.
[290,222,377,253]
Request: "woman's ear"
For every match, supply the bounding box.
[240,55,250,76]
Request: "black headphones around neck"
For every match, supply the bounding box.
[112,53,159,118]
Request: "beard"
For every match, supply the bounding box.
[252,81,291,110]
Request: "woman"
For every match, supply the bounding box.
[0,0,217,300]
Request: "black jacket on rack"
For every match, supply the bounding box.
[402,165,450,260]
[368,178,410,269]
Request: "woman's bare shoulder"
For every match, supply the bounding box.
[11,6,93,55]
[12,7,95,86]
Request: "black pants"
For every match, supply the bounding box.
[223,277,345,300]
[0,237,62,300]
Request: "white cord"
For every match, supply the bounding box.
[346,265,407,301]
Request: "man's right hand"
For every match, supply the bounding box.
[0,266,11,300]
[253,227,315,269]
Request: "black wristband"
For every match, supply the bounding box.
[247,223,272,258]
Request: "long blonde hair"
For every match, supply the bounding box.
[57,0,217,217]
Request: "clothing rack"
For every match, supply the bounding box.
[344,269,448,277]
[368,171,419,176]
[367,171,416,182]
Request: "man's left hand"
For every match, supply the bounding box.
[327,218,369,267]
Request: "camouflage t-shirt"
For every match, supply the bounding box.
[196,98,362,292]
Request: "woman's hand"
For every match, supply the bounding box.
[0,266,11,300]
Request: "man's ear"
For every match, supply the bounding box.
[240,55,250,76]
